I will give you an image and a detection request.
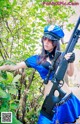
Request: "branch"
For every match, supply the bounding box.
[0,49,5,60]
[5,20,14,58]
[16,69,36,123]
[0,39,9,58]
[27,69,36,89]
[5,20,12,34]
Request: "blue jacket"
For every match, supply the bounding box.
[24,55,56,80]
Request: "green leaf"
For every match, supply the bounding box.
[12,74,21,84]
[0,71,7,79]
[9,87,17,95]
[12,113,22,124]
[0,88,10,100]
[0,88,7,98]
[0,82,6,90]
[4,60,16,65]
[10,103,18,110]
[6,72,13,84]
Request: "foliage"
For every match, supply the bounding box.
[0,0,78,123]
[0,73,22,124]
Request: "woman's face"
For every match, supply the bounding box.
[43,37,55,52]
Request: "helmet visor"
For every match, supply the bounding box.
[43,33,59,41]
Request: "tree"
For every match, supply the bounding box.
[0,0,77,123]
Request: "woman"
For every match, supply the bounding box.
[0,25,80,123]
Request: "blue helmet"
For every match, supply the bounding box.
[44,25,64,41]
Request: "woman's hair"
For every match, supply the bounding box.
[38,36,61,64]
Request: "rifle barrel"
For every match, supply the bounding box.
[65,16,80,54]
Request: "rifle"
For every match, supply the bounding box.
[41,17,80,120]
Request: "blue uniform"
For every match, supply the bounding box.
[25,55,55,80]
[25,55,80,124]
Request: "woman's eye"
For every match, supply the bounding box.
[43,37,47,40]
[48,39,52,42]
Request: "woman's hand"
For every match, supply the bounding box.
[64,52,75,63]
[64,52,75,76]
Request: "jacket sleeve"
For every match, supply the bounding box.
[24,55,38,69]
